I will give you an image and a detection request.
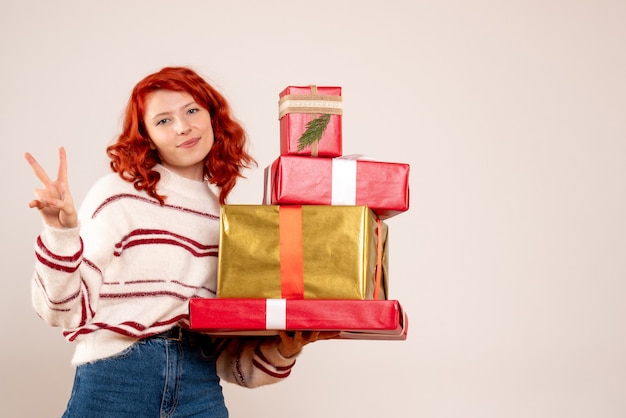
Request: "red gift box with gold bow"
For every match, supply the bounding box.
[279,85,342,157]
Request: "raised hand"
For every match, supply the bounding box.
[24,147,78,229]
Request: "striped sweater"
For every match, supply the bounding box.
[31,164,296,387]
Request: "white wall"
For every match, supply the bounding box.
[2,1,626,417]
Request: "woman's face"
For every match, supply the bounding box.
[143,90,214,181]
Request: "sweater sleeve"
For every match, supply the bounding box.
[31,223,91,329]
[215,336,300,388]
[30,176,119,330]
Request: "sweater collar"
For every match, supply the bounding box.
[153,164,213,196]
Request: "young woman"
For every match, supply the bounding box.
[25,66,334,417]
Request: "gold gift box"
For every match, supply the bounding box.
[217,205,388,300]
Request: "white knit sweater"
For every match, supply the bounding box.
[31,164,297,387]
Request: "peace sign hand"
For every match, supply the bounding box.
[24,147,78,229]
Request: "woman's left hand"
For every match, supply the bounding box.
[276,330,340,358]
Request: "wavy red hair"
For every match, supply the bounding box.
[107,66,256,204]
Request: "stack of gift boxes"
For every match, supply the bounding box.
[189,85,410,340]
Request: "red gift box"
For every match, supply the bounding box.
[189,298,408,341]
[264,155,410,219]
[279,85,342,157]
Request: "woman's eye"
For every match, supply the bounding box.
[156,118,169,126]
[188,108,199,115]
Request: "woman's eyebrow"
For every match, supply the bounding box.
[151,101,196,121]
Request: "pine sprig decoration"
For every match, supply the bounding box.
[297,113,331,151]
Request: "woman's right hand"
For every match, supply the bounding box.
[25,147,78,229]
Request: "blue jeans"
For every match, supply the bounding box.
[62,332,228,418]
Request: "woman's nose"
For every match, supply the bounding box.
[176,120,191,135]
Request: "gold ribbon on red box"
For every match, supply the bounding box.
[278,85,343,119]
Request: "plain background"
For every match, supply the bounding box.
[2,0,625,417]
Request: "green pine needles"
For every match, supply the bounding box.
[297,113,331,151]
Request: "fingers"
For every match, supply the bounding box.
[25,147,69,187]
[28,199,45,210]
[24,152,53,186]
[279,330,340,344]
[277,330,292,344]
[57,147,69,185]
[29,187,50,210]
[29,197,60,210]
[316,331,341,341]
[299,331,334,343]
[57,179,74,206]
[276,330,340,358]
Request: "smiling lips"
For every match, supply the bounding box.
[177,138,200,148]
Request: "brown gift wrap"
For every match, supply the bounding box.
[279,85,342,157]
[217,205,388,300]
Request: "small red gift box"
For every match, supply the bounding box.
[264,155,410,219]
[189,298,408,340]
[279,85,342,157]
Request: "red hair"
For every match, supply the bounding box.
[107,66,256,204]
